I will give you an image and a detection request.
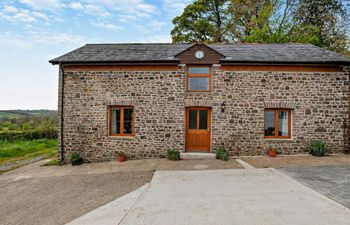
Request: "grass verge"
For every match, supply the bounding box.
[0,139,57,174]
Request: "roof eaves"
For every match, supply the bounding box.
[220,59,350,65]
[49,59,180,65]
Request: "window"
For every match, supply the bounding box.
[109,106,134,136]
[187,66,211,91]
[264,109,291,138]
[188,109,209,130]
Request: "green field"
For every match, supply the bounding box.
[0,139,57,173]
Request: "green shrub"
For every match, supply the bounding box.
[68,152,83,164]
[307,140,326,156]
[216,146,229,161]
[0,128,57,142]
[167,148,180,161]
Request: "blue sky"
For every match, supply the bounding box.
[0,0,192,110]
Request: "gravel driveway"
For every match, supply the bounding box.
[0,160,155,225]
[278,165,350,209]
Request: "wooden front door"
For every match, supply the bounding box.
[185,107,211,152]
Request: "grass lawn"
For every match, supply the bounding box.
[0,139,57,174]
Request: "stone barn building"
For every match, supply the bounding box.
[50,43,350,162]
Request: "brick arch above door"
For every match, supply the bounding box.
[264,101,296,109]
[184,99,213,107]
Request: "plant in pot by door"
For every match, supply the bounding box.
[68,152,83,166]
[216,146,229,161]
[117,151,127,162]
[267,147,277,157]
[308,140,326,157]
[166,148,180,161]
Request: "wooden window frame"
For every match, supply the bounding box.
[264,108,291,139]
[186,65,212,92]
[109,106,134,136]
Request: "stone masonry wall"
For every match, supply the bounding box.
[211,66,349,156]
[61,66,187,162]
[59,65,349,162]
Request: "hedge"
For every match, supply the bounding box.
[0,129,58,141]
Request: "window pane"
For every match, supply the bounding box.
[124,109,133,134]
[189,67,209,74]
[112,109,121,134]
[199,110,208,129]
[264,111,275,136]
[189,78,209,91]
[189,110,197,129]
[278,111,289,136]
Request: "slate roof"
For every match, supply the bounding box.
[49,43,350,64]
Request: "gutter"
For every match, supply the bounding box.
[59,63,64,163]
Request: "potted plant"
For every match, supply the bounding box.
[308,140,326,157]
[117,151,127,162]
[166,148,180,161]
[68,152,83,166]
[216,146,229,161]
[267,147,277,157]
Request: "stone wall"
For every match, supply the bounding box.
[212,66,349,156]
[59,65,349,162]
[60,66,187,162]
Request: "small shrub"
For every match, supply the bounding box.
[308,140,326,156]
[68,152,83,165]
[216,146,229,161]
[167,148,180,161]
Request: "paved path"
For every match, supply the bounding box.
[68,168,350,225]
[279,165,350,209]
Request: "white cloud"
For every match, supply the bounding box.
[0,32,32,49]
[85,4,110,17]
[69,2,84,10]
[163,0,192,16]
[0,31,85,49]
[0,5,53,23]
[145,35,172,43]
[82,0,158,19]
[132,19,166,34]
[0,7,36,22]
[3,5,18,13]
[32,11,49,21]
[12,11,36,22]
[19,0,63,10]
[28,31,84,45]
[91,22,122,30]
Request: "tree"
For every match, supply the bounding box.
[171,0,232,43]
[241,0,320,45]
[293,0,349,52]
[171,0,349,54]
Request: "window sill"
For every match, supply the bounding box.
[109,135,136,140]
[264,138,294,142]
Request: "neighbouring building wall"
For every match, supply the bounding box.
[59,65,349,162]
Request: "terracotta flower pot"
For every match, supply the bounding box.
[118,155,126,162]
[267,149,277,157]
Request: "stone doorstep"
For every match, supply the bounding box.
[180,152,216,160]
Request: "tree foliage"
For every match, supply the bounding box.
[171,0,349,53]
[293,0,349,52]
[171,0,232,43]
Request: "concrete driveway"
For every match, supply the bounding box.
[68,168,350,225]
